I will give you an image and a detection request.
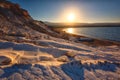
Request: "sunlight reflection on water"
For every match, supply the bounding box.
[63,28,74,34]
[63,27,120,41]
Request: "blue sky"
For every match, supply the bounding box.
[9,0,120,23]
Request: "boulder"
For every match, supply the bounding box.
[57,56,69,62]
[0,55,12,65]
[78,38,94,42]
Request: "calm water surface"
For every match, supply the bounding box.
[63,27,120,42]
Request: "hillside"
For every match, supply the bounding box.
[0,0,120,80]
[0,0,60,42]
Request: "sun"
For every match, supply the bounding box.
[67,13,75,22]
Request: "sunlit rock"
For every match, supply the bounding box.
[57,56,69,62]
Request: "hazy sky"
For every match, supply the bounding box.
[9,0,120,23]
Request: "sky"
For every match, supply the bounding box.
[9,0,120,23]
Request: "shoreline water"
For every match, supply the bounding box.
[52,28,120,46]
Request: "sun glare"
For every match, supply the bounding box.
[67,13,75,22]
[66,28,74,33]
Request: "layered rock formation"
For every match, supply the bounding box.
[0,0,59,41]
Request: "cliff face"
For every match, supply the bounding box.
[0,0,58,41]
[0,0,32,23]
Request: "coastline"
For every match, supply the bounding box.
[52,28,120,47]
[71,33,120,46]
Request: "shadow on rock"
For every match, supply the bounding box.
[0,64,32,78]
[61,60,118,80]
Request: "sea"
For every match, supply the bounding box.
[63,27,120,42]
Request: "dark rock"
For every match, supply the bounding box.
[0,55,12,65]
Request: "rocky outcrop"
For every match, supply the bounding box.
[0,55,12,65]
[0,0,59,41]
[0,0,32,21]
